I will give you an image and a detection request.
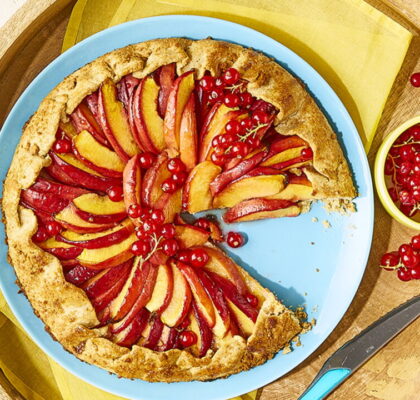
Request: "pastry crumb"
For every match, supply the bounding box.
[312,217,318,223]
[322,220,331,229]
[323,199,356,214]
[315,268,320,272]
[282,344,292,354]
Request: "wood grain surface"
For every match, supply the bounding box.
[0,1,419,399]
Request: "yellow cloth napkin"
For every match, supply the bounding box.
[0,0,412,399]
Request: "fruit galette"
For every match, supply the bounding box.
[3,38,356,382]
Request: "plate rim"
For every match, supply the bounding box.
[0,14,374,400]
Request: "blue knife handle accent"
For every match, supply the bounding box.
[299,368,351,400]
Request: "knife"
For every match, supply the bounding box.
[298,295,420,400]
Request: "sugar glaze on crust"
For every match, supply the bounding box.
[3,38,355,382]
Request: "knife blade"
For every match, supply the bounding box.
[298,295,420,400]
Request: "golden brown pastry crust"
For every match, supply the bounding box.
[3,38,355,382]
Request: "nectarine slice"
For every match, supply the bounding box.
[76,233,136,269]
[267,174,313,201]
[177,262,216,328]
[141,152,170,207]
[73,130,124,177]
[160,262,192,327]
[155,189,182,224]
[123,154,142,214]
[132,76,165,153]
[213,174,286,208]
[223,198,300,223]
[38,237,83,260]
[163,71,195,151]
[179,94,198,171]
[98,78,140,161]
[145,263,173,314]
[182,161,221,213]
[58,120,77,139]
[57,219,134,249]
[175,225,210,248]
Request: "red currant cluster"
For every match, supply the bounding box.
[210,111,272,166]
[161,158,187,194]
[380,234,420,281]
[194,217,245,248]
[199,68,252,107]
[385,124,420,218]
[131,208,179,258]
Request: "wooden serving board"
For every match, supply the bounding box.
[0,1,419,399]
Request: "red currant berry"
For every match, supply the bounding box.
[162,238,179,256]
[214,78,225,88]
[408,124,420,140]
[251,110,270,125]
[171,171,187,185]
[212,135,223,148]
[208,88,224,103]
[178,331,197,347]
[231,141,250,158]
[380,251,400,270]
[227,231,245,248]
[397,267,412,281]
[245,293,258,307]
[139,152,156,169]
[221,68,240,85]
[161,178,178,193]
[210,152,227,166]
[131,240,151,256]
[223,93,240,108]
[128,204,142,218]
[160,223,176,238]
[195,218,210,230]
[219,133,236,147]
[246,136,261,149]
[384,158,394,175]
[399,161,413,176]
[32,226,49,242]
[412,188,420,202]
[178,249,192,263]
[140,207,152,220]
[53,138,72,153]
[150,209,165,224]
[402,252,419,269]
[135,228,150,240]
[199,75,215,91]
[213,145,226,156]
[46,221,62,236]
[398,243,413,257]
[107,186,124,202]
[410,267,420,279]
[239,117,253,131]
[239,92,254,107]
[399,190,414,205]
[411,234,420,250]
[410,72,420,87]
[142,220,159,234]
[167,158,186,173]
[189,248,209,268]
[388,187,398,202]
[225,120,241,134]
[399,144,415,161]
[301,147,314,158]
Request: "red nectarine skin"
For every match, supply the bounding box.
[83,260,133,299]
[43,245,83,260]
[49,152,121,192]
[159,326,179,351]
[31,178,89,200]
[72,206,126,225]
[209,150,268,195]
[123,155,142,212]
[71,103,110,147]
[21,188,69,214]
[141,152,170,207]
[179,94,198,171]
[192,301,213,357]
[157,63,176,118]
[269,154,313,171]
[209,273,259,322]
[65,264,100,287]
[114,308,150,347]
[57,222,134,249]
[223,198,295,223]
[142,315,164,350]
[266,135,308,158]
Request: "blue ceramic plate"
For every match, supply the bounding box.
[0,16,373,400]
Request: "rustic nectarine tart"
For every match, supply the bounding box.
[3,38,355,382]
